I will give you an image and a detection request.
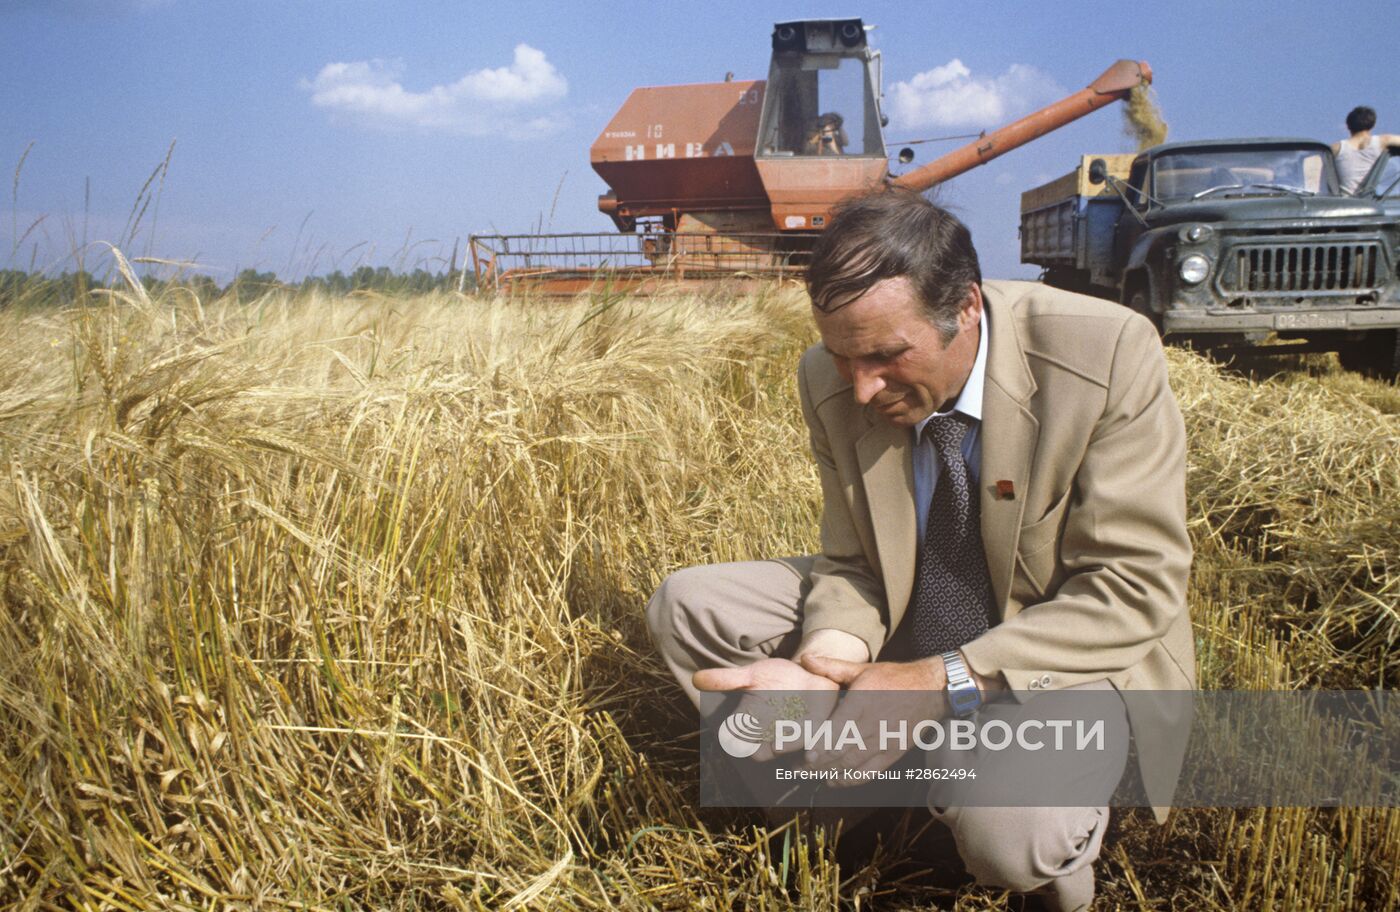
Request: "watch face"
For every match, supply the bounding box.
[950,684,981,717]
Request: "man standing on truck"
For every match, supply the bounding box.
[1334,106,1400,195]
[646,190,1195,912]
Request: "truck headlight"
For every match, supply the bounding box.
[1179,224,1213,244]
[1179,254,1211,284]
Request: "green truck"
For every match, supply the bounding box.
[1020,138,1400,377]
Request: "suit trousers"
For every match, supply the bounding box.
[646,556,1127,900]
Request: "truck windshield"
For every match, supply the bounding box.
[1152,148,1334,200]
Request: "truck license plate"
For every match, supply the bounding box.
[1274,312,1348,329]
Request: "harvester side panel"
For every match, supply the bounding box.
[591,82,769,219]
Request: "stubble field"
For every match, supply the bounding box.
[0,277,1397,909]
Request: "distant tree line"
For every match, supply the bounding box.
[0,269,105,307]
[0,265,476,308]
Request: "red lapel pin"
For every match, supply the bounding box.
[995,479,1015,500]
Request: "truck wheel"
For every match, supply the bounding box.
[1338,330,1400,381]
[1125,285,1164,335]
[1127,287,1148,314]
[1043,267,1087,295]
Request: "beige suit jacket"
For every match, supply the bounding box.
[797,280,1196,817]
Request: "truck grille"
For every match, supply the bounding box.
[1224,242,1385,295]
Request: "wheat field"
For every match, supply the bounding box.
[0,275,1396,909]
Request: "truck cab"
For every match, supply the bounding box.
[1020,138,1400,376]
[1356,141,1400,207]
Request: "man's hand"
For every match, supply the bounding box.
[798,655,949,780]
[801,655,946,694]
[792,628,869,664]
[693,657,840,694]
[804,652,1004,696]
[693,658,840,761]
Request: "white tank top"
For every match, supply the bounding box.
[1337,135,1381,194]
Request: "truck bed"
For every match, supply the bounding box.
[1020,154,1133,271]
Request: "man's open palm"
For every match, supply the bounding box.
[693,658,839,761]
[692,657,841,693]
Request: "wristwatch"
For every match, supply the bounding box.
[942,651,982,717]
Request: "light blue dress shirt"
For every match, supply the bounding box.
[912,306,988,543]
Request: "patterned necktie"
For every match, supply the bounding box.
[904,413,996,657]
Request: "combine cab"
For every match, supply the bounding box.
[469,18,1152,294]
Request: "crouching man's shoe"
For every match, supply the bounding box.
[1034,864,1095,912]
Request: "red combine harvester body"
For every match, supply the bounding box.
[469,18,1150,294]
[592,80,771,231]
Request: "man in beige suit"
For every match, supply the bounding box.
[647,191,1194,911]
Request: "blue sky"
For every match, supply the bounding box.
[3,0,1396,283]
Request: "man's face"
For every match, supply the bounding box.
[814,277,982,428]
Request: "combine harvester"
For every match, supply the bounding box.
[469,17,1152,294]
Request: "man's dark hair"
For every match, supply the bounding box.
[806,189,981,340]
[1346,106,1377,135]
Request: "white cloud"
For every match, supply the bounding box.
[889,59,1064,129]
[303,44,568,138]
[457,45,567,104]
